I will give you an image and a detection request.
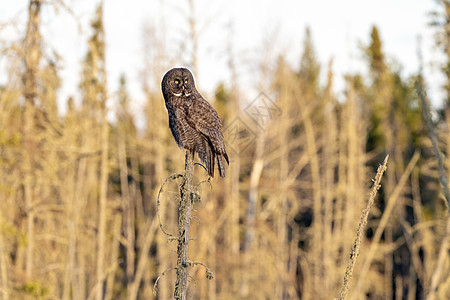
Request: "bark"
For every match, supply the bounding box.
[174,151,194,300]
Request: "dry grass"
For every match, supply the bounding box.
[339,155,389,299]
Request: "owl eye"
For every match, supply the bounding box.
[184,80,188,84]
[174,79,179,84]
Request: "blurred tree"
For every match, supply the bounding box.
[430,0,450,108]
[298,27,321,99]
[80,4,107,120]
[78,4,111,300]
[362,25,426,299]
[113,74,138,296]
[213,82,231,122]
[21,0,44,282]
[364,26,422,160]
[364,26,390,153]
[298,27,324,296]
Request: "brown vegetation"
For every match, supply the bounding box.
[0,1,449,299]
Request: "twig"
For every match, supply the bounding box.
[152,267,177,296]
[191,215,201,226]
[191,261,214,280]
[193,163,213,192]
[195,178,213,192]
[339,154,389,299]
[157,173,183,237]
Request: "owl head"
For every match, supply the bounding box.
[162,67,196,98]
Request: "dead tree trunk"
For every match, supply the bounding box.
[23,0,42,280]
[174,151,194,300]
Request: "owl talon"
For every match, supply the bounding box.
[194,162,207,172]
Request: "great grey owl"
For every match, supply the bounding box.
[161,67,229,177]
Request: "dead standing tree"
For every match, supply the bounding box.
[22,0,43,281]
[154,151,213,300]
[174,151,194,299]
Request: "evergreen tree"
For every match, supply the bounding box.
[430,0,450,107]
[80,4,107,120]
[298,27,321,99]
[364,26,423,166]
[77,4,110,299]
[116,75,137,136]
[362,25,426,299]
[214,82,231,123]
[364,26,391,152]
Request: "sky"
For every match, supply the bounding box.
[0,0,444,119]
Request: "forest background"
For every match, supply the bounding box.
[1,0,450,299]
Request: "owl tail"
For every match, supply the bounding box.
[204,138,229,178]
[206,142,215,177]
[217,155,226,177]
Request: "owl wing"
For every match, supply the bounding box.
[188,96,226,154]
[187,94,229,177]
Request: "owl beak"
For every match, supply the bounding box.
[182,85,185,91]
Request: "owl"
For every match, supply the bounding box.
[161,67,229,177]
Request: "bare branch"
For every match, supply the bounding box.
[152,267,177,296]
[191,261,214,280]
[157,173,183,237]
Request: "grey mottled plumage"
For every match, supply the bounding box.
[161,67,229,177]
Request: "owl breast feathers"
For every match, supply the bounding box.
[161,67,229,177]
